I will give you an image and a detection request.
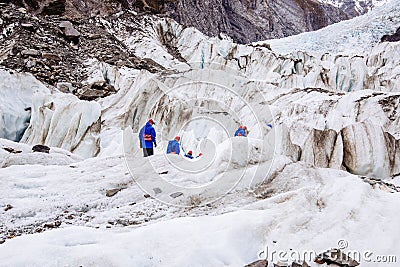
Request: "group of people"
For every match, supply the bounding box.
[166,136,203,159]
[234,125,249,137]
[138,119,249,158]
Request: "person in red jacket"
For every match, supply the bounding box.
[138,119,157,157]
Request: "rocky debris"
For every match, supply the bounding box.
[381,27,400,42]
[4,204,13,211]
[361,176,400,193]
[78,81,117,101]
[144,194,151,198]
[244,259,268,267]
[107,218,142,227]
[32,144,50,153]
[43,221,62,228]
[315,248,359,266]
[0,239,5,244]
[2,147,22,154]
[0,3,164,91]
[58,21,80,43]
[1,211,76,242]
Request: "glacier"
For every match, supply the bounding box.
[0,1,400,266]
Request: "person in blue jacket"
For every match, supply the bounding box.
[234,125,246,137]
[139,119,157,157]
[167,136,181,155]
[185,150,194,159]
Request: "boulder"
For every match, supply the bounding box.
[21,49,41,57]
[32,144,50,153]
[106,187,128,197]
[58,21,80,43]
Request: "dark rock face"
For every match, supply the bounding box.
[381,27,400,42]
[7,0,351,44]
[164,0,349,44]
[41,0,66,16]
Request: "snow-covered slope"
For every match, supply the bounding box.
[1,151,399,266]
[319,0,392,16]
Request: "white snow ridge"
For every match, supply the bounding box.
[1,1,400,267]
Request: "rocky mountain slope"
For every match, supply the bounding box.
[5,0,353,44]
[164,0,350,44]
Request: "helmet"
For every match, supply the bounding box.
[239,125,243,129]
[175,136,181,141]
[188,150,193,155]
[198,153,203,156]
[148,119,155,125]
[243,126,247,130]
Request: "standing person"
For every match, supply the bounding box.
[234,125,246,137]
[139,119,157,157]
[185,150,194,159]
[167,136,181,155]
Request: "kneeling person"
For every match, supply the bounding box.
[167,136,181,155]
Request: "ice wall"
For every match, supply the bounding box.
[0,70,50,141]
